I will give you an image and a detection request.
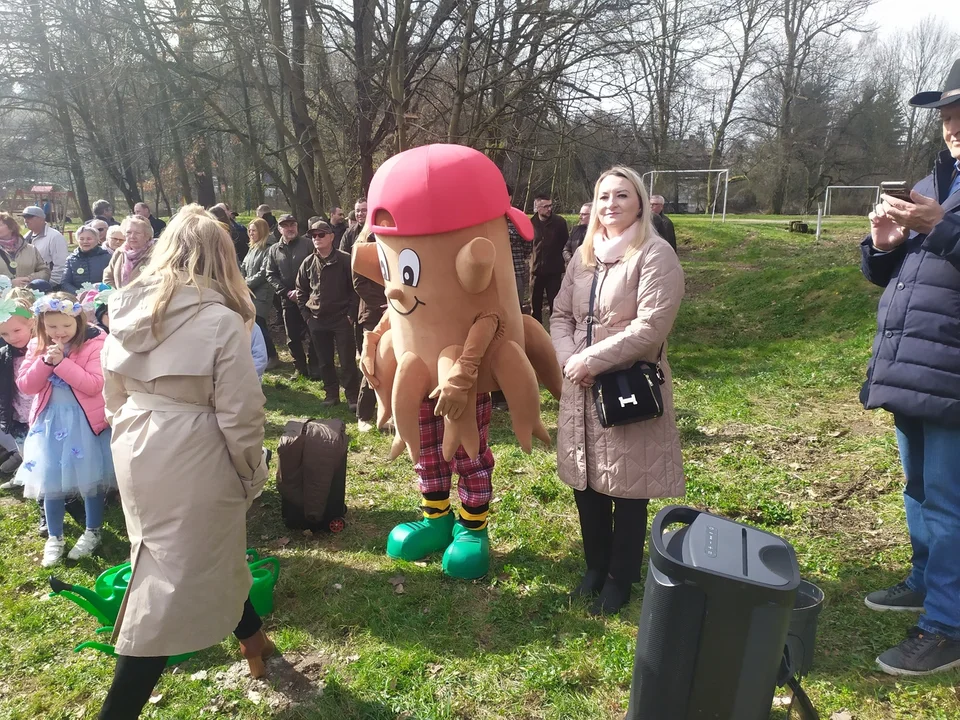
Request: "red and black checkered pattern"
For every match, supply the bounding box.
[415,393,494,508]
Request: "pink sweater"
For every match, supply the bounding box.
[16,331,108,435]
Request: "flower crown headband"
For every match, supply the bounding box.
[32,295,94,318]
[79,282,115,309]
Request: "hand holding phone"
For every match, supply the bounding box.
[881,181,913,204]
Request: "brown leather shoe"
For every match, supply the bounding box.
[238,629,276,678]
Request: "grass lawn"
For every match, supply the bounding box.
[2,216,958,719]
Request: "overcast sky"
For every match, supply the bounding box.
[867,0,960,36]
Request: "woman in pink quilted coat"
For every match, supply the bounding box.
[551,166,685,615]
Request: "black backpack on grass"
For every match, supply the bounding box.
[276,418,348,533]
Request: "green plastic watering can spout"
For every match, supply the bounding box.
[48,577,117,627]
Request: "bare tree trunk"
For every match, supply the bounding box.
[354,0,376,190]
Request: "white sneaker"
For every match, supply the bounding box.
[67,529,102,560]
[357,420,374,433]
[42,536,66,567]
[0,479,16,490]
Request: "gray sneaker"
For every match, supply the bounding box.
[0,451,22,475]
[877,631,960,676]
[865,581,925,612]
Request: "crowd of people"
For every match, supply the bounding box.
[0,57,956,719]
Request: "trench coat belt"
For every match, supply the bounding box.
[126,392,214,414]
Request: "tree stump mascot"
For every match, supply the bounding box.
[352,144,563,579]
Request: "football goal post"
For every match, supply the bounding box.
[824,186,880,216]
[641,169,730,222]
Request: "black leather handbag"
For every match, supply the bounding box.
[585,266,665,428]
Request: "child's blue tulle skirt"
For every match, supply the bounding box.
[16,385,116,500]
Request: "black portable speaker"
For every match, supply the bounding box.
[626,506,801,720]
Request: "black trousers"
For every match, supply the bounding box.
[98,599,262,720]
[356,316,382,421]
[255,315,278,359]
[281,299,317,374]
[531,273,563,323]
[574,486,650,584]
[309,319,360,403]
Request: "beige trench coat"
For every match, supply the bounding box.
[551,236,685,499]
[101,282,267,657]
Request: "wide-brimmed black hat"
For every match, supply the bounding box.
[910,59,960,109]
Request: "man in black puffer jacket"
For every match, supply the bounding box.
[859,58,960,677]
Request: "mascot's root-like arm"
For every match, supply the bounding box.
[431,313,500,462]
[491,340,551,454]
[522,314,563,401]
[390,351,432,463]
[360,313,397,429]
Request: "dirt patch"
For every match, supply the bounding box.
[201,651,328,714]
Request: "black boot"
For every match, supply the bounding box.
[65,495,86,527]
[589,576,632,616]
[570,568,607,599]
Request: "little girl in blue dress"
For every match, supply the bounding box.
[15,292,116,567]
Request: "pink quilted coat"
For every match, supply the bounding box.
[16,330,109,434]
[551,236,685,499]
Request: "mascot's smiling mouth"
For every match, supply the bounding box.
[389,297,425,316]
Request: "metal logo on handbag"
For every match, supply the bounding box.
[585,266,665,428]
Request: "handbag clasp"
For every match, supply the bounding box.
[619,394,638,407]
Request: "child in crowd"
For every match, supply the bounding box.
[0,287,38,478]
[15,292,117,566]
[77,284,113,334]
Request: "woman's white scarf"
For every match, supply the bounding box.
[593,220,639,264]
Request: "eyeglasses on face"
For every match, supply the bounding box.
[309,230,332,238]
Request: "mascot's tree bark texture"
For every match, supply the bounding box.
[352,143,562,579]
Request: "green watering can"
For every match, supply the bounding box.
[49,548,280,663]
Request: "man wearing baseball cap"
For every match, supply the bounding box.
[266,214,318,380]
[295,219,360,409]
[21,206,68,285]
[860,58,960,676]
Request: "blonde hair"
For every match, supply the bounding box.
[4,287,36,312]
[120,214,153,240]
[579,166,655,267]
[132,203,255,336]
[35,291,87,354]
[247,217,270,249]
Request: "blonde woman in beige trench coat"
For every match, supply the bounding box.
[551,166,685,616]
[98,205,273,720]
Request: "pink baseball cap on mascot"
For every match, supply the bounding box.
[367,144,534,241]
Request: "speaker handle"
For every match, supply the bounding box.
[649,505,701,582]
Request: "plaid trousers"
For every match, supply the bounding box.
[415,393,494,507]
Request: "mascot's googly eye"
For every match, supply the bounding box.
[398,249,421,287]
[376,243,390,282]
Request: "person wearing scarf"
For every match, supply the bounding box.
[0,212,50,286]
[103,216,154,288]
[550,166,685,616]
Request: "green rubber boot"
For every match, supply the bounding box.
[386,512,455,561]
[441,523,490,579]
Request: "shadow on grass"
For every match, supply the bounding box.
[240,507,609,662]
[791,561,960,716]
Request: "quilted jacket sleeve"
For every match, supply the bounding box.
[550,256,579,369]
[921,213,960,271]
[581,243,684,377]
[16,340,53,395]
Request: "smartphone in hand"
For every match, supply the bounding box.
[881,181,913,204]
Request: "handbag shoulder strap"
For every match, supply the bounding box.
[586,264,600,347]
[587,262,666,370]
